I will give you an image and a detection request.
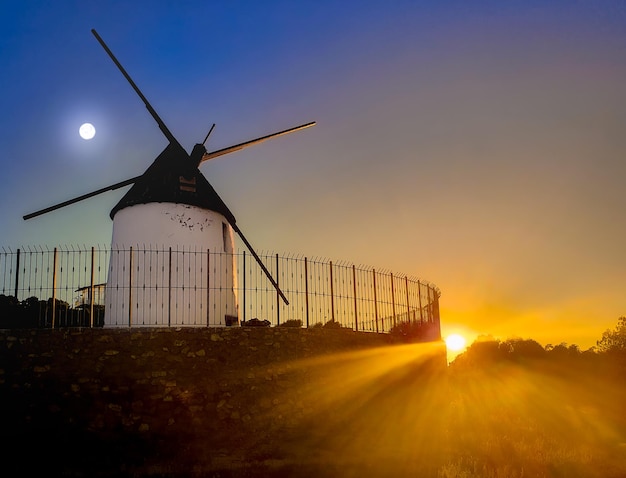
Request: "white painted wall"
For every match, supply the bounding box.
[104,203,238,327]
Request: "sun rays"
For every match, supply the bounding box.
[239,340,626,477]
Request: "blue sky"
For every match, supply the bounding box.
[1,1,625,347]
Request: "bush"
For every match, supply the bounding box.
[389,321,429,342]
[278,319,303,328]
[241,318,271,327]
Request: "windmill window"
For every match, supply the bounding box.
[222,222,232,253]
[179,176,196,193]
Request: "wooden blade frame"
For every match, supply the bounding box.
[201,121,316,163]
[23,176,141,220]
[91,29,181,147]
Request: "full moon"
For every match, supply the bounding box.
[79,123,96,140]
[445,334,467,352]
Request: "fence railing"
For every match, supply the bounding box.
[0,246,441,337]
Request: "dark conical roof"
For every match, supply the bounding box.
[110,142,235,223]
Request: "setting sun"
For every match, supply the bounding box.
[445,333,466,352]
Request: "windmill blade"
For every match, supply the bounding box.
[200,181,289,305]
[202,123,216,146]
[23,176,140,220]
[201,121,316,163]
[91,29,181,147]
[232,224,289,306]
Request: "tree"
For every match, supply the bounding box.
[545,342,582,360]
[450,336,506,367]
[596,316,626,353]
[503,338,546,360]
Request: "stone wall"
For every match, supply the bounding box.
[0,327,446,477]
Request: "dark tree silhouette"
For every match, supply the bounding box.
[0,294,103,328]
[503,338,546,360]
[596,316,626,353]
[545,342,581,360]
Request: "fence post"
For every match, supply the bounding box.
[128,246,133,328]
[304,257,309,328]
[372,269,379,333]
[405,276,410,325]
[433,289,440,329]
[206,249,210,327]
[168,247,172,327]
[52,248,57,329]
[329,261,335,323]
[427,286,433,322]
[242,251,246,325]
[352,265,358,331]
[417,280,424,323]
[390,272,396,328]
[14,248,20,299]
[90,247,95,328]
[275,253,280,326]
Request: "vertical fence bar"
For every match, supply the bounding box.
[90,247,95,328]
[275,253,280,326]
[304,257,309,328]
[52,248,57,329]
[14,248,20,299]
[168,247,172,327]
[390,272,396,328]
[427,286,433,322]
[405,276,410,324]
[128,246,133,328]
[433,287,438,324]
[352,264,358,331]
[329,261,335,323]
[417,280,424,324]
[206,249,210,327]
[372,269,379,333]
[242,251,246,324]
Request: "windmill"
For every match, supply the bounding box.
[23,29,315,327]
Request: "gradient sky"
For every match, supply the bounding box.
[1,1,624,349]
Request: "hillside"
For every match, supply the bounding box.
[0,326,446,477]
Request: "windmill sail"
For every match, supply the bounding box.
[22,176,140,220]
[201,121,316,164]
[91,29,180,147]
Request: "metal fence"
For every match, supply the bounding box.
[0,246,441,336]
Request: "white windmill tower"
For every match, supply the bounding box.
[24,29,315,327]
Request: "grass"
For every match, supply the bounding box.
[436,360,626,478]
[243,345,626,477]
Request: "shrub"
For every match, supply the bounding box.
[241,318,271,327]
[389,321,428,342]
[278,319,303,328]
